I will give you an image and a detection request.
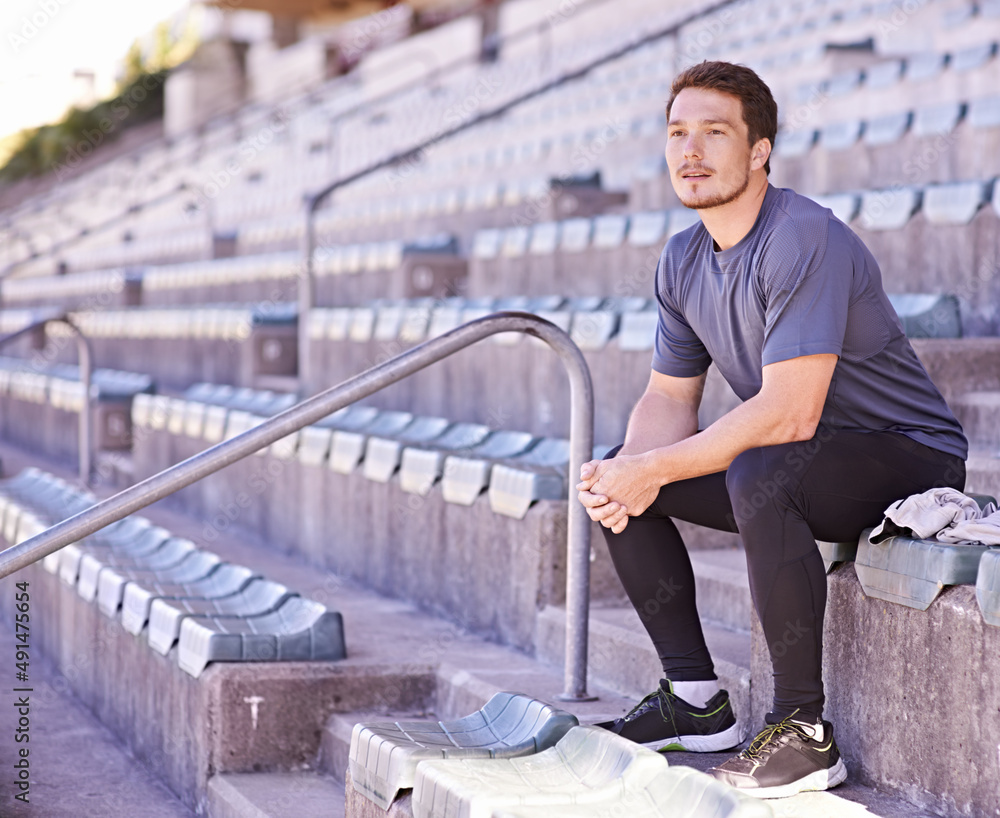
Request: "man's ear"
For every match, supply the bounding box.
[750,138,771,172]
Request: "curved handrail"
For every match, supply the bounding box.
[0,315,93,485]
[0,312,596,699]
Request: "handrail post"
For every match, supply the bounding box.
[0,315,93,486]
[0,313,595,698]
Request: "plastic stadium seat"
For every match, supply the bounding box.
[858,187,922,231]
[775,129,815,158]
[441,431,537,506]
[855,494,998,610]
[922,180,989,225]
[76,532,192,601]
[864,111,912,147]
[667,208,700,238]
[97,549,223,618]
[912,102,965,138]
[906,52,948,82]
[809,193,860,224]
[591,214,628,248]
[952,42,996,73]
[501,226,530,257]
[866,59,904,89]
[330,411,413,474]
[976,549,1000,626]
[559,218,593,253]
[120,564,260,636]
[820,119,863,151]
[570,309,619,350]
[177,596,346,678]
[488,438,570,519]
[969,95,1000,129]
[147,578,295,655]
[400,423,492,496]
[888,293,961,338]
[529,222,561,255]
[411,725,772,818]
[363,416,451,483]
[618,309,658,352]
[349,692,579,810]
[627,211,668,247]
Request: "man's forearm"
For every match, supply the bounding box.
[619,391,700,457]
[643,391,811,486]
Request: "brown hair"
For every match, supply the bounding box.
[665,61,778,174]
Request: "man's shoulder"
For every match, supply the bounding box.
[763,186,835,238]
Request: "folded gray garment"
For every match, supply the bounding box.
[870,487,1000,545]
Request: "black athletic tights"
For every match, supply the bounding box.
[600,427,965,721]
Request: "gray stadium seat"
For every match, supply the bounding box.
[820,119,863,151]
[906,52,948,82]
[912,102,965,138]
[922,180,989,225]
[330,410,414,474]
[627,211,668,247]
[400,422,492,496]
[147,578,295,655]
[177,596,346,678]
[888,293,961,339]
[952,42,996,73]
[488,438,570,519]
[865,59,904,89]
[858,187,922,231]
[120,563,259,635]
[349,692,578,810]
[411,725,771,818]
[809,193,860,224]
[775,129,815,158]
[969,95,1000,129]
[363,416,452,483]
[864,111,911,147]
[97,550,223,618]
[441,431,537,506]
[976,548,1000,626]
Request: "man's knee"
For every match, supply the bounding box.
[725,445,797,523]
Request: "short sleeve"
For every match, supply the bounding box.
[651,253,712,377]
[759,220,852,367]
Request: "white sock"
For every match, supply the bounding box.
[670,679,719,709]
[793,719,824,743]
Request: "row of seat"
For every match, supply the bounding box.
[348,692,771,817]
[0,468,346,678]
[0,356,152,407]
[777,95,1000,158]
[132,386,592,520]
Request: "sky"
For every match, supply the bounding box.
[0,0,192,141]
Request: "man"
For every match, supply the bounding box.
[577,60,966,798]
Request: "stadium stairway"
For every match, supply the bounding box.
[0,440,936,818]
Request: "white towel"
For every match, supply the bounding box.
[869,487,1000,545]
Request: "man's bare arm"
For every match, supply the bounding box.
[618,369,707,456]
[578,353,838,533]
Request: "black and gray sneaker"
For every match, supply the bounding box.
[596,679,744,752]
[709,714,847,798]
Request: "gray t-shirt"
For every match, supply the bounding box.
[652,184,967,459]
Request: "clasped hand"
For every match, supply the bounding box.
[575,453,660,534]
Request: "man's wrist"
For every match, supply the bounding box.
[640,448,671,490]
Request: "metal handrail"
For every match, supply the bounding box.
[0,315,93,485]
[0,312,596,700]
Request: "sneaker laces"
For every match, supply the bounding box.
[621,681,679,729]
[740,711,814,761]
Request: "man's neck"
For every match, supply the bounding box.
[698,176,770,252]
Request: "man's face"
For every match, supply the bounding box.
[665,87,758,211]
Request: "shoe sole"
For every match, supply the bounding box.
[741,757,848,799]
[645,721,746,753]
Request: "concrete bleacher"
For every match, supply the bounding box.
[2,0,1000,814]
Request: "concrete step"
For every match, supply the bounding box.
[207,772,345,818]
[952,391,1000,449]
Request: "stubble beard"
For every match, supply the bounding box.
[676,162,752,211]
